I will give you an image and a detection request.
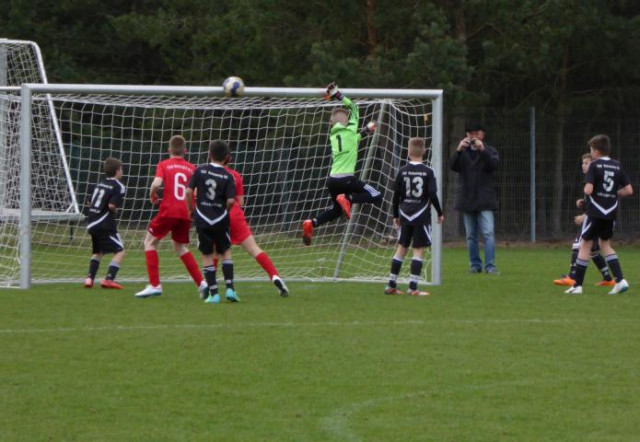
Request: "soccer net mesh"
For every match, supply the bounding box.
[3,63,441,288]
[1,39,81,285]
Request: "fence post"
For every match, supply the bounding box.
[530,107,536,243]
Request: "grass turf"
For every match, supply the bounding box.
[1,245,640,441]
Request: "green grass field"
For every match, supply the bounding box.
[2,245,640,441]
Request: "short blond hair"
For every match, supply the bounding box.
[330,108,349,125]
[408,137,426,157]
[169,134,186,156]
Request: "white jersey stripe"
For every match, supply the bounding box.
[86,212,109,230]
[196,207,228,226]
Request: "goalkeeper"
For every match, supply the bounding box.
[302,82,382,246]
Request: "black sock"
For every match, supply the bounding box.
[568,249,579,278]
[409,258,423,290]
[222,260,234,290]
[591,253,611,281]
[105,261,119,281]
[88,258,100,280]
[605,254,623,283]
[204,265,218,294]
[388,258,403,288]
[573,258,589,287]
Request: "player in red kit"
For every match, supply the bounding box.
[221,155,289,296]
[135,135,207,298]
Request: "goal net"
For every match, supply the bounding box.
[0,39,81,286]
[10,83,442,288]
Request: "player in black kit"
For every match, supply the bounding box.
[186,140,238,304]
[84,157,126,289]
[385,138,444,296]
[565,134,633,295]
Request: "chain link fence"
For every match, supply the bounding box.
[442,110,640,242]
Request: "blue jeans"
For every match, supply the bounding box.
[462,211,496,271]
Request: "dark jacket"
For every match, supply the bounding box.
[449,143,499,212]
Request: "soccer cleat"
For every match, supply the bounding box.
[197,280,209,300]
[302,220,314,246]
[100,279,124,290]
[205,293,220,304]
[135,284,162,298]
[384,286,402,295]
[84,277,94,288]
[554,275,576,286]
[272,276,289,297]
[225,288,240,302]
[336,194,351,219]
[564,285,583,295]
[485,267,500,275]
[595,279,615,287]
[608,279,629,295]
[407,289,430,297]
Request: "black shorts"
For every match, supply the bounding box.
[90,231,124,254]
[581,216,614,241]
[195,218,231,255]
[398,223,432,248]
[572,231,600,252]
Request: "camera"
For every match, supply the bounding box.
[467,139,477,147]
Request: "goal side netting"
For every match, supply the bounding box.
[0,39,81,286]
[10,84,442,288]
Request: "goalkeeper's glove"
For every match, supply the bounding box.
[324,82,343,101]
[360,121,377,137]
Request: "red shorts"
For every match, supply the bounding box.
[229,207,252,245]
[148,216,192,244]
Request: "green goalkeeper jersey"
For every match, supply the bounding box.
[329,97,361,176]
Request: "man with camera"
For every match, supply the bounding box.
[450,122,500,274]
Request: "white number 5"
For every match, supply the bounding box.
[603,170,615,192]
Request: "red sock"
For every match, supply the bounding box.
[256,252,278,280]
[145,250,160,286]
[180,251,203,286]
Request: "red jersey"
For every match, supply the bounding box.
[225,166,245,213]
[155,157,196,220]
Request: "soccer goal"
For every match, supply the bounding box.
[12,81,442,289]
[0,39,83,287]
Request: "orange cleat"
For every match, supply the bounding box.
[302,220,314,246]
[100,279,124,290]
[336,194,351,219]
[595,279,616,287]
[84,277,94,288]
[553,276,575,286]
[384,286,403,295]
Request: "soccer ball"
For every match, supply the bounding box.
[222,76,245,97]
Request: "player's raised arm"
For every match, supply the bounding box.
[326,82,359,131]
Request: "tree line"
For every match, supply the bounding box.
[3,0,639,116]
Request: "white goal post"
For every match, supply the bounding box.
[14,83,443,289]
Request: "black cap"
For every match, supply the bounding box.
[465,122,485,132]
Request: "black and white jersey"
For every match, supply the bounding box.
[585,157,630,220]
[392,161,442,225]
[188,163,236,225]
[86,177,125,233]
